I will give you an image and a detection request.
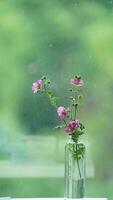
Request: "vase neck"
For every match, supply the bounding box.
[68,135,72,140]
[67,135,75,144]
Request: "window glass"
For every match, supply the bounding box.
[0,0,113,199]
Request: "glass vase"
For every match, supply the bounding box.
[64,135,86,199]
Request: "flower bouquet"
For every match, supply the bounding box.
[32,75,86,199]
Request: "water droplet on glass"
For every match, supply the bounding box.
[108,0,113,5]
[89,55,92,60]
[94,84,97,89]
[74,3,78,6]
[49,43,53,48]
[28,63,37,74]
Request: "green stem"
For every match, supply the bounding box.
[74,91,78,119]
[43,83,47,93]
[69,98,73,120]
[44,84,57,108]
[63,119,67,126]
[75,103,78,119]
[76,143,82,179]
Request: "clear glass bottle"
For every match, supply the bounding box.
[64,135,85,199]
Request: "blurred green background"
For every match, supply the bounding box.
[0,0,113,199]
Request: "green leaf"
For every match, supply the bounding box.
[67,143,85,160]
[79,123,85,130]
[55,125,63,129]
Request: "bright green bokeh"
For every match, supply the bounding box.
[0,0,113,199]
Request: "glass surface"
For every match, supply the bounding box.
[64,137,85,199]
[0,0,112,198]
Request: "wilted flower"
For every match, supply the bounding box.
[32,79,43,93]
[65,120,80,134]
[57,106,67,119]
[70,77,84,86]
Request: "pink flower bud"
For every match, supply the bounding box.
[32,79,43,93]
[57,106,67,120]
[70,78,84,86]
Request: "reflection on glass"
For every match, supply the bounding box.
[0,0,112,199]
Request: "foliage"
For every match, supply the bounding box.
[0,0,113,198]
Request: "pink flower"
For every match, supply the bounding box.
[65,120,80,134]
[70,78,84,86]
[57,106,67,119]
[32,79,43,93]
